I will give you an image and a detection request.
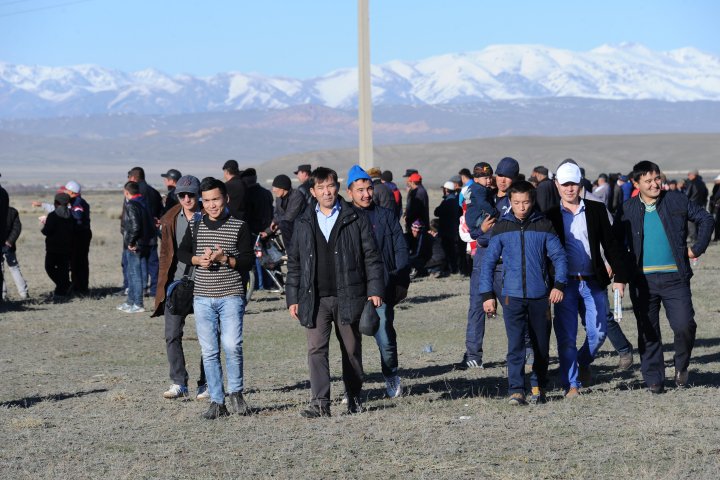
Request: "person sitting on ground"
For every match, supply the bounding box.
[2,206,29,300]
[405,219,433,278]
[41,193,74,298]
[425,219,449,278]
[480,181,567,406]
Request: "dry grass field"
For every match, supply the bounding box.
[1,192,720,479]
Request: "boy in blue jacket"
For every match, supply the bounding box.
[480,181,567,405]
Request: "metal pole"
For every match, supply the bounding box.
[358,0,373,169]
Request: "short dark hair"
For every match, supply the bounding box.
[507,180,536,202]
[124,181,140,195]
[223,159,240,176]
[631,161,661,182]
[310,167,339,188]
[458,168,472,179]
[127,167,145,180]
[200,177,227,195]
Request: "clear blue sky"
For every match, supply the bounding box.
[1,0,718,78]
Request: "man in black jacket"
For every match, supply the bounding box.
[263,174,306,249]
[685,169,709,243]
[127,167,162,296]
[241,168,275,290]
[119,181,155,313]
[620,161,714,393]
[223,160,246,219]
[0,174,8,303]
[404,172,429,233]
[2,206,29,300]
[546,162,628,397]
[41,193,74,298]
[286,167,384,417]
[532,166,560,213]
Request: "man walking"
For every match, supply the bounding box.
[152,175,208,400]
[620,161,714,393]
[286,167,384,417]
[546,162,628,397]
[346,165,409,398]
[177,178,255,419]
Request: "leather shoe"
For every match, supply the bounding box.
[648,383,665,394]
[202,402,230,420]
[300,405,331,418]
[228,391,252,416]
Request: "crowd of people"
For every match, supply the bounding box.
[0,158,718,419]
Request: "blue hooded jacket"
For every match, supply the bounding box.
[480,209,567,300]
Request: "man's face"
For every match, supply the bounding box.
[272,186,288,198]
[347,179,373,209]
[123,189,132,201]
[201,188,227,220]
[597,177,606,185]
[688,172,697,181]
[127,174,138,183]
[510,191,533,220]
[633,171,663,202]
[668,183,677,191]
[311,178,339,210]
[556,181,580,204]
[474,176,492,187]
[411,224,421,237]
[296,170,310,183]
[177,191,198,210]
[406,180,417,190]
[164,178,176,189]
[496,175,513,193]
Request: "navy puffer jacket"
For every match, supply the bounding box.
[480,209,567,300]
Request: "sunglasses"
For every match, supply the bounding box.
[177,192,196,199]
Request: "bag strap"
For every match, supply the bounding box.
[183,213,202,280]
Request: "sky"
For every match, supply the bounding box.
[1,0,719,78]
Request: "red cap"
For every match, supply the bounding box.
[408,173,422,182]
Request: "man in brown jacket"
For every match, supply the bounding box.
[152,175,207,400]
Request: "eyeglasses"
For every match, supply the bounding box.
[177,192,196,199]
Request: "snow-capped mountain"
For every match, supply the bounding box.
[1,43,719,118]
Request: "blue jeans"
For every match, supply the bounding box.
[140,245,159,295]
[503,296,551,394]
[194,295,246,404]
[123,249,143,307]
[374,302,398,377]
[554,278,608,388]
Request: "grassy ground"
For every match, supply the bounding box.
[1,193,720,479]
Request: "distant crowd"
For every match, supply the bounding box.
[0,159,718,418]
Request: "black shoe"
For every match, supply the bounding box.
[346,396,364,415]
[648,383,665,395]
[454,356,483,371]
[675,370,689,388]
[202,402,230,419]
[228,391,252,416]
[300,405,331,418]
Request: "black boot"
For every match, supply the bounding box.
[202,402,230,420]
[228,391,252,416]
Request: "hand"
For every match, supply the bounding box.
[209,245,225,263]
[480,215,496,233]
[289,304,299,320]
[612,283,625,298]
[4,241,11,248]
[259,231,268,239]
[368,295,383,307]
[483,298,496,315]
[688,248,697,259]
[128,244,138,252]
[39,215,47,224]
[31,201,42,207]
[549,288,564,304]
[606,264,613,278]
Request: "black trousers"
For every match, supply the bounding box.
[629,272,696,386]
[45,252,71,295]
[71,229,92,293]
[306,296,363,408]
[164,302,206,387]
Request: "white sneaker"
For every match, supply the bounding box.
[123,304,145,313]
[341,393,348,405]
[196,384,210,400]
[385,375,402,398]
[117,302,131,311]
[163,384,188,399]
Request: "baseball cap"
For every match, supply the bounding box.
[555,162,582,184]
[443,181,456,190]
[161,169,182,181]
[64,180,81,194]
[294,164,311,174]
[408,173,422,183]
[402,169,418,177]
[174,175,200,196]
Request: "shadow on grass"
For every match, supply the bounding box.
[0,300,48,313]
[0,388,109,409]
[396,293,460,309]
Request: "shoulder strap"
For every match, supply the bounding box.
[182,214,203,279]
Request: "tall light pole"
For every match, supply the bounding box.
[358,0,373,169]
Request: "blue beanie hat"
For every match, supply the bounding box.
[496,157,520,178]
[347,164,372,188]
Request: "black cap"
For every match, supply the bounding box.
[161,169,182,181]
[402,169,418,177]
[294,164,311,174]
[272,174,292,191]
[223,159,239,171]
[381,170,393,182]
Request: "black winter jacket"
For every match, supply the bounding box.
[619,190,714,282]
[122,196,155,252]
[41,206,73,255]
[286,198,385,328]
[372,178,397,213]
[5,206,21,250]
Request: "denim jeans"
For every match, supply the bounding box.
[123,249,143,307]
[194,295,246,404]
[553,278,608,388]
[374,302,398,378]
[140,245,159,296]
[2,248,28,298]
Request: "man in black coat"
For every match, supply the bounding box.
[685,169,709,243]
[0,173,8,303]
[241,168,275,290]
[222,160,246,219]
[404,172,429,233]
[434,181,462,274]
[286,167,384,418]
[532,166,560,213]
[127,167,162,296]
[41,193,74,297]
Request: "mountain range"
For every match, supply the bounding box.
[2,43,719,119]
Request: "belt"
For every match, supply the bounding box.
[568,274,596,281]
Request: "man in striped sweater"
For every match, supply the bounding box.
[177,177,255,419]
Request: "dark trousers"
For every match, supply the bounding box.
[306,296,363,408]
[465,249,502,363]
[440,236,458,274]
[457,240,471,276]
[45,252,71,295]
[503,296,551,394]
[141,245,159,296]
[71,229,92,293]
[164,303,206,387]
[629,272,696,386]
